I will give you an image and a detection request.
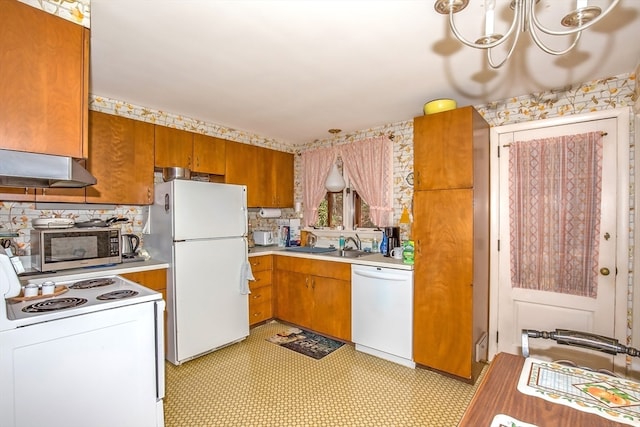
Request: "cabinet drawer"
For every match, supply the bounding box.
[250,270,272,289]
[249,300,273,325]
[249,286,272,325]
[275,256,350,281]
[249,285,272,306]
[249,255,273,272]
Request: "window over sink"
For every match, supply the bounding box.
[316,176,374,229]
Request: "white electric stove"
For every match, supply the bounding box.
[0,253,165,427]
[3,275,161,330]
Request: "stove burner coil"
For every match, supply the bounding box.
[97,290,139,300]
[69,278,116,289]
[22,297,88,313]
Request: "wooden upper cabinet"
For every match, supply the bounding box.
[225,141,268,207]
[413,106,486,191]
[226,141,294,208]
[154,126,193,169]
[0,0,88,158]
[155,127,226,176]
[0,187,36,202]
[270,150,294,208]
[86,111,154,204]
[192,134,226,175]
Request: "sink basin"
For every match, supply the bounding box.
[324,249,373,259]
[284,246,337,254]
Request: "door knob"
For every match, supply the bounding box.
[600,267,610,276]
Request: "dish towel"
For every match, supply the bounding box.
[240,261,255,295]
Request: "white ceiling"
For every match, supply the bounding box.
[89,1,640,146]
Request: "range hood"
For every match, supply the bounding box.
[0,149,97,188]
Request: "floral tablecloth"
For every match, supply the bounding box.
[518,358,640,426]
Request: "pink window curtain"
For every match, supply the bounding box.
[509,132,603,298]
[301,146,338,227]
[340,136,393,227]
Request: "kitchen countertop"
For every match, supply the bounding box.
[249,246,413,271]
[18,245,412,286]
[20,259,170,285]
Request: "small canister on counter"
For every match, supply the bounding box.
[402,240,415,265]
[23,283,39,297]
[41,281,56,295]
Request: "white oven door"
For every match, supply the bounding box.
[0,301,163,427]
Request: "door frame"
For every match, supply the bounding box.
[488,107,631,361]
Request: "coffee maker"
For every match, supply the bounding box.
[383,226,400,257]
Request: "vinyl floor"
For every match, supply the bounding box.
[164,320,486,426]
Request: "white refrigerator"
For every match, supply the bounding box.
[146,180,250,365]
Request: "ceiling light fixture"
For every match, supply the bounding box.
[434,0,620,69]
[325,129,346,193]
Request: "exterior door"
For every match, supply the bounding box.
[490,109,629,372]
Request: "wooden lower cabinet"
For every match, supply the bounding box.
[120,269,168,353]
[413,189,477,379]
[274,257,351,341]
[248,255,273,326]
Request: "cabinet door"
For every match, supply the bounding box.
[36,186,85,203]
[154,126,193,169]
[413,189,474,379]
[0,0,88,158]
[274,269,313,328]
[271,150,294,208]
[192,134,226,175]
[311,276,351,341]
[0,187,36,202]
[86,112,154,204]
[225,142,268,207]
[413,107,481,191]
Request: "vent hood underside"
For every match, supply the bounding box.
[0,149,97,188]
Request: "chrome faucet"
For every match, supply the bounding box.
[307,232,318,247]
[344,234,361,250]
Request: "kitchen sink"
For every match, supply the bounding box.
[324,249,373,259]
[284,246,337,254]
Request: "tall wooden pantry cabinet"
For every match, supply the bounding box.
[412,106,490,383]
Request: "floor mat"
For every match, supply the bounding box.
[266,327,344,360]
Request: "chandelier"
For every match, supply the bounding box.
[434,0,620,69]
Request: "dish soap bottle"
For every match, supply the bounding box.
[339,234,345,250]
[380,232,388,256]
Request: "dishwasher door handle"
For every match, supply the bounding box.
[352,270,410,281]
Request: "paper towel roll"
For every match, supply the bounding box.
[259,208,282,218]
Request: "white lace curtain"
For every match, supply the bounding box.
[300,136,394,228]
[509,131,604,297]
[341,136,393,227]
[301,146,338,227]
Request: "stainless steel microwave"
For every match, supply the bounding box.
[30,228,122,272]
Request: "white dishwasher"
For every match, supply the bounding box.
[351,264,415,368]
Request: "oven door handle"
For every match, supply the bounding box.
[155,300,166,400]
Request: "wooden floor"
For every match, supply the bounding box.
[164,320,486,426]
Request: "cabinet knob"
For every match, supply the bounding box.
[600,267,610,276]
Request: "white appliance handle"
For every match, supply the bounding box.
[352,269,408,282]
[155,300,166,400]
